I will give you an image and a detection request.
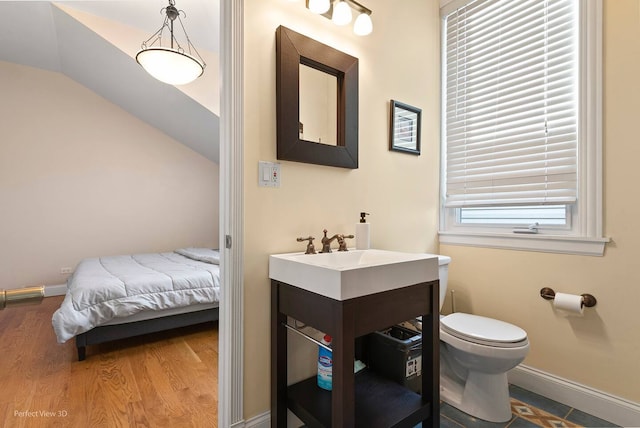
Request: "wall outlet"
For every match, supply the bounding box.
[258,161,281,188]
[60,267,73,275]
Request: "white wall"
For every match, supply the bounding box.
[0,61,219,290]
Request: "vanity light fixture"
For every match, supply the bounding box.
[353,8,373,36]
[136,0,206,86]
[308,0,331,14]
[332,0,352,26]
[304,0,373,35]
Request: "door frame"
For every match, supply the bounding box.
[219,0,244,426]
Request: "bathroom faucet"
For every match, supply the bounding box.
[296,236,316,254]
[320,229,339,253]
[320,229,354,253]
[336,234,354,251]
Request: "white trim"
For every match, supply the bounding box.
[44,284,67,297]
[439,231,609,256]
[440,0,471,16]
[439,0,608,257]
[581,0,604,239]
[219,0,244,427]
[244,411,271,428]
[509,365,640,427]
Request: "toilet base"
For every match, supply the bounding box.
[441,371,512,423]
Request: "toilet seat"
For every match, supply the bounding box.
[441,313,527,348]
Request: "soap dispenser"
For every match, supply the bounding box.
[355,212,370,250]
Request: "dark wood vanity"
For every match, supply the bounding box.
[271,279,440,427]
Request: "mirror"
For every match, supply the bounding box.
[299,64,337,146]
[276,26,359,169]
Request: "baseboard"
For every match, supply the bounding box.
[244,411,270,428]
[44,284,67,297]
[508,365,640,427]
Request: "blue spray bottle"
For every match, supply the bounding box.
[317,334,332,391]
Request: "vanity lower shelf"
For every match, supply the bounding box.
[287,369,431,428]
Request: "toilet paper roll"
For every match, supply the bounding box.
[553,292,584,315]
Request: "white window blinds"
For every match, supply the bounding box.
[444,0,578,208]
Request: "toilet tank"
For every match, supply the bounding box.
[424,254,451,311]
[437,255,451,310]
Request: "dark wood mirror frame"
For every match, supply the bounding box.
[276,26,359,169]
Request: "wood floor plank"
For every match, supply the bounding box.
[0,296,218,427]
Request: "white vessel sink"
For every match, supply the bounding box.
[269,249,439,301]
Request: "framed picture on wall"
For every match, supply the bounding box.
[389,100,421,155]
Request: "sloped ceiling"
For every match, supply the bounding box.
[0,1,219,163]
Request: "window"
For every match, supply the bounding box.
[439,0,608,256]
[459,206,567,226]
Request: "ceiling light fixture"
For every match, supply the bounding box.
[136,0,206,86]
[304,0,373,36]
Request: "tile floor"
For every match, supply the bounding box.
[438,385,619,428]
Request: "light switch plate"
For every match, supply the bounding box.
[258,161,281,187]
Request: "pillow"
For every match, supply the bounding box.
[175,248,220,265]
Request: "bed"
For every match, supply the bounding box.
[52,248,221,361]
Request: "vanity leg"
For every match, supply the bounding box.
[332,304,355,427]
[422,281,440,428]
[271,282,288,428]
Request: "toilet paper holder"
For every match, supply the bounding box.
[540,287,597,308]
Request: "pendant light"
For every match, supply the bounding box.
[136,0,206,86]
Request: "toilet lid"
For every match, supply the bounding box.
[441,313,527,348]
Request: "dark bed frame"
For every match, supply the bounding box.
[75,307,219,361]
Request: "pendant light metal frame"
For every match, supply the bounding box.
[136,0,206,85]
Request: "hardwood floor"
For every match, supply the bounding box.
[0,296,218,427]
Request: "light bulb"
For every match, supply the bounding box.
[353,12,373,36]
[308,0,330,14]
[332,1,352,25]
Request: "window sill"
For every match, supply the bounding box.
[438,231,610,256]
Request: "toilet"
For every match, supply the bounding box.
[432,255,529,423]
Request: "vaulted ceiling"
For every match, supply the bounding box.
[0,1,220,163]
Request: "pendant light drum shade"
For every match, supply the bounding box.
[136,47,204,85]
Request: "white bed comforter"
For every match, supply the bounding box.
[52,251,221,343]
